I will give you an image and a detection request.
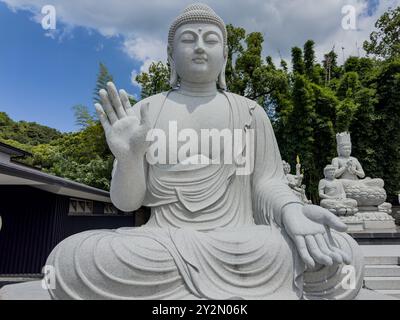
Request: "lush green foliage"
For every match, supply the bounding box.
[363,6,400,59]
[0,112,62,145]
[0,64,114,191]
[135,61,171,99]
[94,62,114,104]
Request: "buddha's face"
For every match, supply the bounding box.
[324,168,335,180]
[338,144,352,157]
[171,23,226,84]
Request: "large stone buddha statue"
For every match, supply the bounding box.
[44,4,364,300]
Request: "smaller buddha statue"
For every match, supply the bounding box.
[332,132,387,207]
[283,160,311,204]
[319,165,358,216]
[331,132,395,228]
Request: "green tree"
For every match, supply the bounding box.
[72,104,96,129]
[363,6,400,59]
[311,84,338,174]
[373,58,400,202]
[94,62,114,103]
[135,61,171,99]
[336,72,361,100]
[0,114,62,146]
[304,40,315,79]
[225,24,246,92]
[281,74,320,200]
[0,112,13,126]
[291,47,305,75]
[323,50,342,86]
[335,98,358,132]
[348,87,379,178]
[225,26,290,114]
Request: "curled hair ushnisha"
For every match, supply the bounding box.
[168,3,227,48]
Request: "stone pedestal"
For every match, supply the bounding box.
[340,211,396,232]
[357,211,396,230]
[363,219,396,230]
[0,280,50,300]
[357,208,396,230]
[0,280,396,300]
[340,215,365,232]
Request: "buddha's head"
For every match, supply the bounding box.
[168,3,228,89]
[282,160,291,175]
[336,132,352,158]
[324,165,336,180]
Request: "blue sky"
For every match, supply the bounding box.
[0,1,141,132]
[0,0,396,132]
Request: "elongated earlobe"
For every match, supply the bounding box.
[168,46,178,88]
[169,60,178,88]
[218,46,228,90]
[218,65,227,90]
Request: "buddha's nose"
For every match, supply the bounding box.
[194,40,205,53]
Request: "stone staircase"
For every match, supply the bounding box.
[362,245,400,299]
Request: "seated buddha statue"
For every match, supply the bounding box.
[319,165,358,216]
[332,132,387,208]
[44,3,364,300]
[282,160,311,204]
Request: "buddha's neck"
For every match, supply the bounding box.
[178,80,218,97]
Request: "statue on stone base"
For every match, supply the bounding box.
[332,132,394,228]
[319,165,358,216]
[43,4,364,300]
[283,160,311,204]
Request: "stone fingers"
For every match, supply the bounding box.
[321,208,347,232]
[95,103,111,133]
[305,235,333,266]
[106,82,127,119]
[99,89,118,124]
[119,89,134,115]
[294,236,315,269]
[315,233,342,265]
[324,231,351,265]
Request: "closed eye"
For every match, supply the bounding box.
[204,33,220,44]
[180,32,196,43]
[205,39,219,44]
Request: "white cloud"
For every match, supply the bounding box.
[2,0,399,71]
[130,69,141,89]
[123,37,166,88]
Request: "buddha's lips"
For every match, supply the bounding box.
[192,57,208,63]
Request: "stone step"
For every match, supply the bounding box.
[375,289,400,299]
[365,265,400,277]
[364,277,400,290]
[364,256,399,265]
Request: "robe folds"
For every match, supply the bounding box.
[45,91,364,300]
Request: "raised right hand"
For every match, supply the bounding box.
[95,82,151,161]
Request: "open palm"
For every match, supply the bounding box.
[94,82,150,161]
[283,204,351,269]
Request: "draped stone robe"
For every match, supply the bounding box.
[45,91,363,300]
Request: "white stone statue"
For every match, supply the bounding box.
[332,132,394,228]
[43,4,364,300]
[283,160,311,204]
[333,132,386,205]
[319,165,358,216]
